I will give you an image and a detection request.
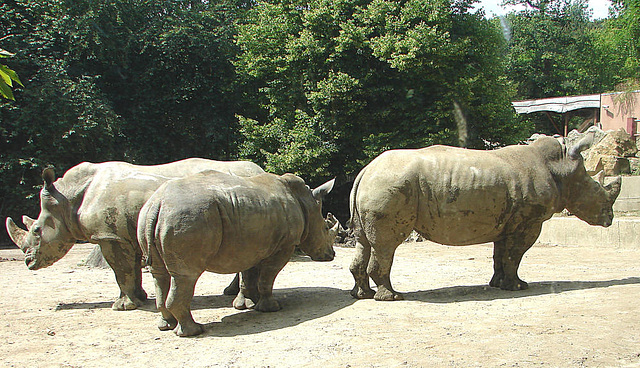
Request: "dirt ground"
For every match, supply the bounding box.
[1,240,640,368]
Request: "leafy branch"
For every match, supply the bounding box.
[0,48,23,100]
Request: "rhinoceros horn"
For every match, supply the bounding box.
[328,221,341,240]
[604,176,622,202]
[568,133,595,160]
[5,217,28,252]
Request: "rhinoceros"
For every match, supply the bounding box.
[349,135,621,301]
[5,158,264,310]
[137,171,335,336]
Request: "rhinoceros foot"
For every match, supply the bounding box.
[254,297,281,312]
[350,285,375,299]
[490,275,529,291]
[175,322,204,337]
[232,294,256,310]
[111,295,145,311]
[158,316,178,331]
[373,286,403,301]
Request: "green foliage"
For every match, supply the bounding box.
[0,48,23,100]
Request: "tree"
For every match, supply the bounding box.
[0,0,247,243]
[236,0,527,185]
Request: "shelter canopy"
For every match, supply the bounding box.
[512,94,600,114]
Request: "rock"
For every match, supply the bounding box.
[584,128,637,175]
[588,128,637,157]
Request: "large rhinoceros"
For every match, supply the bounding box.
[5,158,264,310]
[349,135,621,301]
[137,171,335,336]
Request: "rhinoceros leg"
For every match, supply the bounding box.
[368,246,403,301]
[252,246,295,312]
[100,240,147,310]
[233,268,259,310]
[223,273,241,296]
[349,237,375,299]
[490,225,540,291]
[148,262,177,331]
[166,273,204,337]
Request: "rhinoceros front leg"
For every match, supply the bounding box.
[490,226,540,290]
[100,240,147,310]
[252,246,295,312]
[349,237,375,299]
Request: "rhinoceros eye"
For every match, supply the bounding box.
[32,225,42,236]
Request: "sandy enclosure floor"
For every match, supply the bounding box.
[1,241,640,368]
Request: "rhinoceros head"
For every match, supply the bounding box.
[5,167,77,269]
[562,136,622,227]
[289,176,336,262]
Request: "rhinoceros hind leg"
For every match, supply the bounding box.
[368,246,403,301]
[350,285,375,299]
[166,273,204,337]
[233,268,259,310]
[224,273,241,296]
[489,272,504,288]
[374,286,404,301]
[175,322,204,337]
[254,297,281,312]
[500,278,529,291]
[350,239,375,299]
[158,316,178,331]
[232,293,256,310]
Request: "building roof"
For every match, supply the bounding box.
[512,94,600,114]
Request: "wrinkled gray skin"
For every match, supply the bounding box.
[349,136,622,301]
[5,159,264,311]
[138,171,335,336]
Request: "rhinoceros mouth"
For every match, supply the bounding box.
[24,252,39,270]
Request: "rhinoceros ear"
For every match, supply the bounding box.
[312,178,336,202]
[22,215,36,230]
[42,166,56,189]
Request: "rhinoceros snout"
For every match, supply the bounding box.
[311,249,335,262]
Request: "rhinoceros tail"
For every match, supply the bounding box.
[137,198,162,267]
[348,167,367,231]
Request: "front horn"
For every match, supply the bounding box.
[605,176,622,202]
[5,217,29,252]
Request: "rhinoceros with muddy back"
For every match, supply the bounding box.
[349,135,621,301]
[5,158,265,310]
[137,171,336,336]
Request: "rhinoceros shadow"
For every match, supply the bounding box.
[196,286,355,337]
[404,277,640,303]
